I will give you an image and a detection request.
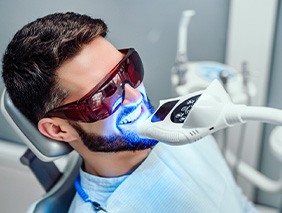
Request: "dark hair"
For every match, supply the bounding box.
[2,12,108,124]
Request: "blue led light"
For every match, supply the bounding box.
[113,94,158,147]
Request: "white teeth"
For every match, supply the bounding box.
[120,106,142,125]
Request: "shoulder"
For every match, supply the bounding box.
[151,135,227,168]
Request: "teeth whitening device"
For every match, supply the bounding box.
[137,80,282,145]
[138,9,282,202]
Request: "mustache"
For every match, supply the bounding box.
[116,94,155,124]
[116,102,142,124]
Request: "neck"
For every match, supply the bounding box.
[82,148,152,177]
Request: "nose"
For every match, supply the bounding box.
[122,83,142,106]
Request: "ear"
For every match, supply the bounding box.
[38,118,78,142]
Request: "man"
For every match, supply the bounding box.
[2,12,257,212]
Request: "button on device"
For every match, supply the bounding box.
[175,112,184,118]
[171,94,201,123]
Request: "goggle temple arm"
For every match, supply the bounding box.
[46,104,87,122]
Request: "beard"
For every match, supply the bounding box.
[70,97,158,152]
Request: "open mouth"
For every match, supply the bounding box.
[119,105,142,125]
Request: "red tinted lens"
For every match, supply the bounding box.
[45,48,144,122]
[81,49,144,121]
[126,51,144,87]
[81,84,121,122]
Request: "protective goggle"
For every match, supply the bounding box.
[44,48,144,123]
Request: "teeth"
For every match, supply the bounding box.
[120,106,142,125]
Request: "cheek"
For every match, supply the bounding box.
[80,114,120,136]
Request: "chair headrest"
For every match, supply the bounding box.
[1,89,73,162]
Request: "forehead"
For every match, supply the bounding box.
[57,36,123,103]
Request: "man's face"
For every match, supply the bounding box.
[57,36,158,152]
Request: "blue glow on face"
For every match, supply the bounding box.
[70,94,158,152]
[112,96,123,112]
[114,130,158,149]
[113,94,157,146]
[115,93,154,129]
[71,120,157,152]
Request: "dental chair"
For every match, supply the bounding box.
[0,89,82,213]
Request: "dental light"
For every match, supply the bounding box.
[171,10,256,104]
[137,80,282,145]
